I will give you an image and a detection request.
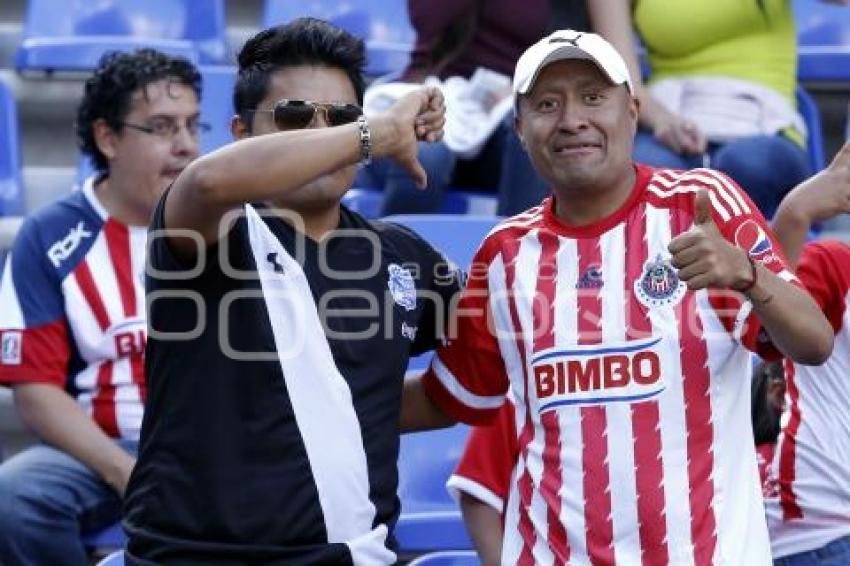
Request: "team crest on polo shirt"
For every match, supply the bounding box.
[388,263,416,311]
[634,254,686,308]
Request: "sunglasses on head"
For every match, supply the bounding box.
[253,99,363,131]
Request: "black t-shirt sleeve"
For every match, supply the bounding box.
[147,188,248,288]
[409,235,465,356]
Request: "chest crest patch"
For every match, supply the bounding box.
[634,254,687,309]
[388,263,417,311]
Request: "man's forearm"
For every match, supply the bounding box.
[14,383,135,495]
[400,374,456,432]
[772,202,811,268]
[745,265,833,365]
[459,493,504,566]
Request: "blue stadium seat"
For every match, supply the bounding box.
[408,551,480,566]
[382,214,501,370]
[83,522,127,553]
[95,550,125,566]
[382,214,499,272]
[199,65,236,154]
[794,0,850,82]
[396,425,474,552]
[15,0,228,72]
[0,80,24,216]
[796,85,826,173]
[343,188,385,219]
[344,188,498,219]
[262,0,415,77]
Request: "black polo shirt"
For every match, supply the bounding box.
[123,193,462,564]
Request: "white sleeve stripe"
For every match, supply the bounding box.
[646,183,732,222]
[706,190,731,222]
[684,171,745,216]
[653,170,741,216]
[446,475,505,512]
[696,167,751,213]
[433,355,505,410]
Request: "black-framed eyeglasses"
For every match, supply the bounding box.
[119,116,211,140]
[248,99,363,131]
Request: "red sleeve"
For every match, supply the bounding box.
[692,170,799,359]
[422,238,510,425]
[447,401,518,513]
[0,227,71,387]
[796,240,850,334]
[0,322,69,386]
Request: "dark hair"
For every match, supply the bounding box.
[751,361,784,445]
[234,17,366,131]
[76,48,202,172]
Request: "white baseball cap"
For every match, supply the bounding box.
[513,29,634,96]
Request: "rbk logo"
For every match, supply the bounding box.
[47,221,92,268]
[266,252,285,274]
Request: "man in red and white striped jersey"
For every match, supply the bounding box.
[765,142,850,564]
[403,29,833,564]
[0,50,202,563]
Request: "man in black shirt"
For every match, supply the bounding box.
[123,18,454,564]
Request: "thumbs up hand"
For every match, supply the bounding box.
[668,188,754,291]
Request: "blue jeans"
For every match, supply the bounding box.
[774,535,850,565]
[0,443,135,565]
[633,132,812,219]
[357,116,549,217]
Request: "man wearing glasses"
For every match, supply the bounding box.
[0,49,203,563]
[123,18,451,564]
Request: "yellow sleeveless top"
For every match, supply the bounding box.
[634,0,797,105]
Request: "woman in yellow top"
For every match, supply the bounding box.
[590,0,848,217]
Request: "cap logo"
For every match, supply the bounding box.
[549,33,583,47]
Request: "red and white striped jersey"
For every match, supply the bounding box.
[765,240,850,558]
[0,178,148,440]
[424,164,794,565]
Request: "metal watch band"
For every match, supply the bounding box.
[356,115,372,164]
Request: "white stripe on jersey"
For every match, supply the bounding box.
[113,356,143,441]
[489,251,533,565]
[696,289,771,565]
[243,205,392,562]
[597,223,644,564]
[691,168,750,214]
[656,169,750,218]
[504,230,552,564]
[550,237,590,564]
[89,228,124,326]
[652,168,751,218]
[647,181,733,222]
[0,254,24,328]
[645,205,696,565]
[63,266,106,362]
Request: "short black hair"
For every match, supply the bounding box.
[76,48,202,172]
[234,17,366,131]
